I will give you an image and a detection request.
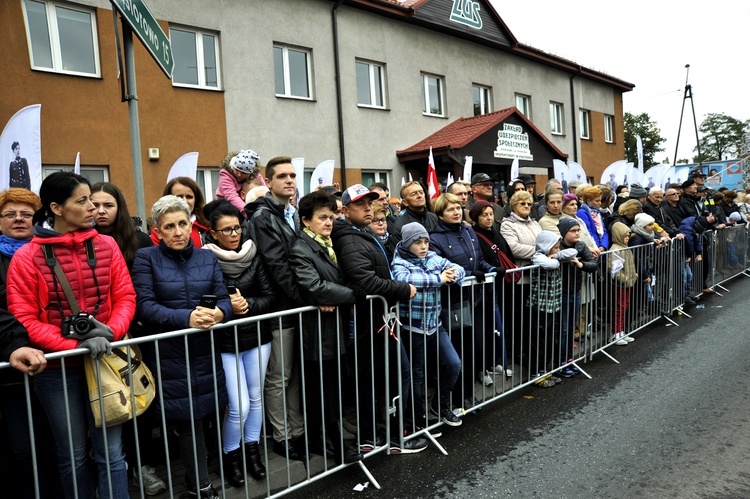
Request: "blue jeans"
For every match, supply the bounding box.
[221,343,271,452]
[34,365,128,499]
[560,291,581,365]
[683,262,693,298]
[405,328,460,419]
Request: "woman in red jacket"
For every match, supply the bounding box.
[7,171,136,499]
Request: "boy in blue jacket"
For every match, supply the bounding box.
[392,222,465,429]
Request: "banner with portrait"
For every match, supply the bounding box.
[0,104,42,193]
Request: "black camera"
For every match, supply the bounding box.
[61,312,93,337]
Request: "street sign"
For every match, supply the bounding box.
[110,0,173,78]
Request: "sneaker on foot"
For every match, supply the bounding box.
[613,332,628,346]
[389,437,428,454]
[480,371,494,386]
[442,409,462,427]
[534,377,555,388]
[505,368,514,377]
[623,335,635,343]
[133,466,167,496]
[560,367,576,378]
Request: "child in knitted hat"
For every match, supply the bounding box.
[391,222,466,428]
[216,149,261,212]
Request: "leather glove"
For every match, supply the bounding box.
[495,267,506,278]
[349,284,368,302]
[79,337,112,360]
[471,270,486,283]
[68,316,114,341]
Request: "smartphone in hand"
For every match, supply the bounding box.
[227,286,238,295]
[200,295,217,308]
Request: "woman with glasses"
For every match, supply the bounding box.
[370,203,395,261]
[202,200,275,487]
[132,195,231,499]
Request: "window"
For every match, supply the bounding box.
[579,109,591,139]
[197,168,220,202]
[170,27,220,89]
[274,44,313,99]
[515,94,530,117]
[356,60,386,108]
[22,0,100,76]
[604,115,614,143]
[421,73,445,117]
[550,102,564,135]
[43,166,107,184]
[361,171,390,189]
[472,85,492,116]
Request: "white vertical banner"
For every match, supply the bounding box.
[291,157,305,195]
[167,152,199,183]
[510,157,520,181]
[463,155,473,181]
[0,104,42,193]
[309,160,335,190]
[74,152,81,175]
[567,161,587,182]
[446,171,454,187]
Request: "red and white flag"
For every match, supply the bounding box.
[427,146,440,199]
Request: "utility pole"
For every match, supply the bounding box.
[672,64,702,167]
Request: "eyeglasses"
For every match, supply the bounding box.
[371,219,387,225]
[1,211,34,220]
[215,225,243,236]
[518,202,533,207]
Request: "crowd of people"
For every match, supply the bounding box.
[0,158,748,498]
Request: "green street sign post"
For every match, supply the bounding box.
[110,0,173,78]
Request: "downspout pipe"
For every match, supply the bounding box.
[332,0,347,186]
[568,65,582,163]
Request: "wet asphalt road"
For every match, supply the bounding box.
[291,276,750,499]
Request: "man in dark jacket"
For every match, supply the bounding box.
[331,184,427,454]
[466,173,505,228]
[245,156,305,460]
[643,187,682,239]
[391,181,438,244]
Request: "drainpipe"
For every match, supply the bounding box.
[568,65,582,163]
[332,0,347,186]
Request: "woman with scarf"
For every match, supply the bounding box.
[289,191,362,465]
[202,200,275,487]
[577,187,609,254]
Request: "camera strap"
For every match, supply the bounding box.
[42,239,101,318]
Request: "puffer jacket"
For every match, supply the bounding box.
[203,234,274,354]
[290,231,355,362]
[331,220,412,342]
[7,226,135,358]
[131,241,231,422]
[500,212,542,271]
[560,240,598,293]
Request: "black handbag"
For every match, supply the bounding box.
[442,299,473,329]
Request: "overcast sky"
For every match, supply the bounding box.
[490,0,749,165]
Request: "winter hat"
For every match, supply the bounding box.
[400,222,429,249]
[535,231,561,255]
[628,184,648,199]
[729,212,744,222]
[231,149,260,174]
[681,178,696,190]
[562,193,578,207]
[568,179,583,191]
[557,217,580,239]
[634,213,655,228]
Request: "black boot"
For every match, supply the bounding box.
[244,441,266,480]
[222,448,245,488]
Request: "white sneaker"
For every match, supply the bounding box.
[133,465,167,496]
[613,332,628,346]
[505,369,514,377]
[480,371,494,386]
[623,335,635,343]
[492,364,505,374]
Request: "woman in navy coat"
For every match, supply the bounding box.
[132,195,231,499]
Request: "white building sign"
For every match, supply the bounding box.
[494,123,533,161]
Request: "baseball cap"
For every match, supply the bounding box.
[471,173,495,185]
[341,184,379,205]
[690,168,706,178]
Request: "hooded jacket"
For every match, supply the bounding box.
[678,216,704,258]
[608,222,637,288]
[7,226,135,358]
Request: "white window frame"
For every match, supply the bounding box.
[197,168,221,202]
[515,94,531,118]
[550,102,564,135]
[421,73,445,117]
[361,171,390,189]
[579,109,591,139]
[43,165,108,184]
[21,0,101,77]
[169,26,222,90]
[274,44,313,100]
[604,115,615,143]
[472,84,492,116]
[356,60,387,109]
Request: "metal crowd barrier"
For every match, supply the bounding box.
[3,231,750,497]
